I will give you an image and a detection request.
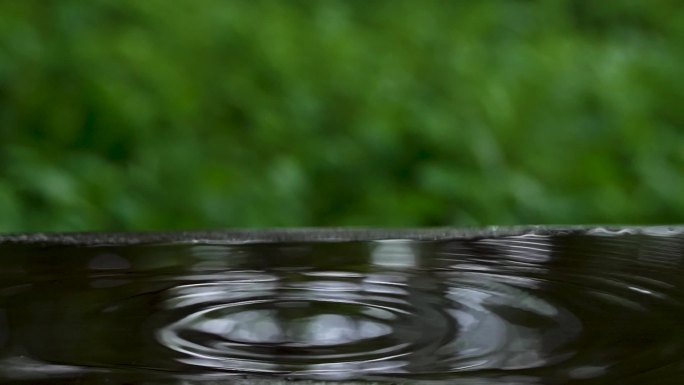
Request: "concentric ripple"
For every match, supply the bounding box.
[150,270,581,379]
[1,229,684,384]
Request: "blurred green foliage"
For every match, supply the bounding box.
[0,0,683,231]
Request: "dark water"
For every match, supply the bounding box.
[1,228,684,384]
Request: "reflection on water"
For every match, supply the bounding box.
[1,228,684,384]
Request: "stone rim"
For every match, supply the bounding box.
[0,225,682,245]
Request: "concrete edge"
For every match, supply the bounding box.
[1,225,683,245]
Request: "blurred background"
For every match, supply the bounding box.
[0,0,682,232]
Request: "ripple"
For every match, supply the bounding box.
[143,268,582,379]
[1,230,684,383]
[154,275,443,376]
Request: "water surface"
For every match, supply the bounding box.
[1,228,684,384]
